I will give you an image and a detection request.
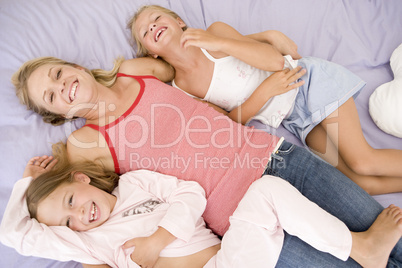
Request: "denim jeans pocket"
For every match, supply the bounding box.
[276,141,296,155]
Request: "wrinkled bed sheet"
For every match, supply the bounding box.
[0,0,401,267]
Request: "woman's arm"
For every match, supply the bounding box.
[228,67,305,124]
[196,99,229,115]
[180,21,284,71]
[119,57,175,82]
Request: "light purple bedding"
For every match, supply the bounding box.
[0,0,401,267]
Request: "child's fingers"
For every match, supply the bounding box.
[39,155,53,167]
[180,36,190,49]
[28,155,55,168]
[288,80,305,90]
[30,156,48,166]
[289,66,303,75]
[282,66,302,77]
[180,30,196,47]
[287,66,306,82]
[181,28,213,49]
[45,158,58,170]
[27,156,40,165]
[180,34,199,49]
[122,238,137,249]
[32,155,49,166]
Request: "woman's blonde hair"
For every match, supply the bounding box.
[128,5,187,57]
[26,150,119,220]
[12,56,124,126]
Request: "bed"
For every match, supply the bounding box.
[0,0,401,267]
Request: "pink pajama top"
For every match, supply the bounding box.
[0,171,221,267]
[86,74,280,235]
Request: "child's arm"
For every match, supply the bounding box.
[181,22,284,71]
[246,30,302,60]
[228,67,306,124]
[122,227,176,267]
[118,170,207,268]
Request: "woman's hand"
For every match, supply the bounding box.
[22,155,58,179]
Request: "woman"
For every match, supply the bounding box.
[12,56,402,266]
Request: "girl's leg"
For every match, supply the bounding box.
[266,141,402,266]
[306,124,402,195]
[212,176,402,268]
[241,176,352,260]
[212,176,352,268]
[320,98,402,191]
[305,123,341,167]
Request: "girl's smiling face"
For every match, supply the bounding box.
[133,9,186,58]
[36,172,116,231]
[27,63,98,118]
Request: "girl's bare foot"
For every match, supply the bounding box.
[350,205,402,268]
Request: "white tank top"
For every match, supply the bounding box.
[172,49,299,128]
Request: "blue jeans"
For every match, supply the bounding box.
[264,141,402,267]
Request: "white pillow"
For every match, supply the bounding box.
[369,43,402,138]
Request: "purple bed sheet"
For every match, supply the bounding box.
[0,0,401,267]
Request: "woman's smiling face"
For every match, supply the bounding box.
[36,172,116,231]
[27,63,98,118]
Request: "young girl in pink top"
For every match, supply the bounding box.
[130,5,402,195]
[1,156,401,268]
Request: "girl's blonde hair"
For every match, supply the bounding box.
[128,5,187,57]
[26,152,119,220]
[12,56,124,126]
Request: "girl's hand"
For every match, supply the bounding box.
[22,155,58,179]
[123,236,160,268]
[228,66,306,124]
[265,66,306,96]
[122,227,175,268]
[180,28,222,51]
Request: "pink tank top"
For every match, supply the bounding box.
[86,74,279,235]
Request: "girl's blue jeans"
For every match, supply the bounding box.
[264,141,402,267]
